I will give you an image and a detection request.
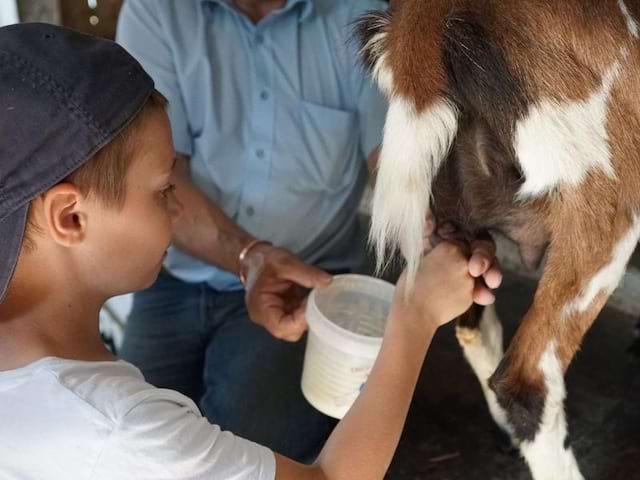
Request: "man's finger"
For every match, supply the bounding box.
[260,305,305,341]
[277,309,308,342]
[270,316,307,342]
[251,292,309,341]
[278,255,332,289]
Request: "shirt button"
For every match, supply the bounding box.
[255,34,264,45]
[256,149,265,159]
[260,90,269,101]
[246,206,255,217]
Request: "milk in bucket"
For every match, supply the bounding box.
[302,274,395,419]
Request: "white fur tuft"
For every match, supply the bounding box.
[370,96,459,290]
[619,0,640,39]
[371,52,394,97]
[358,14,394,96]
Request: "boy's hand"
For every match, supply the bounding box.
[242,244,331,342]
[394,242,475,329]
[424,216,502,307]
[468,235,502,305]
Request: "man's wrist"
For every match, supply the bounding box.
[238,239,273,284]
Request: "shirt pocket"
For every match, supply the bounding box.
[291,100,359,192]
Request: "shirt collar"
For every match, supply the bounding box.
[202,0,314,22]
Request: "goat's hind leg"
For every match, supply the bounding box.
[489,328,584,480]
[456,304,516,447]
[488,211,640,480]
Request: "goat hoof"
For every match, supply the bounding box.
[456,326,479,345]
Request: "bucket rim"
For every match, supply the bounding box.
[306,274,395,355]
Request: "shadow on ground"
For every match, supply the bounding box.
[385,272,640,480]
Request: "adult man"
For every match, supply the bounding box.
[116,0,388,461]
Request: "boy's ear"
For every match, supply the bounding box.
[41,183,88,247]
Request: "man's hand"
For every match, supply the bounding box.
[242,244,332,342]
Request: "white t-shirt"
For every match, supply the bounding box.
[0,357,276,479]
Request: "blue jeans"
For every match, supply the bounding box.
[119,269,336,462]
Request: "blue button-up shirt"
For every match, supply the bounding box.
[117,0,388,291]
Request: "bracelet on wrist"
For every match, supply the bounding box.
[238,239,272,284]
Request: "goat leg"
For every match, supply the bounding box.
[489,205,640,480]
[455,304,515,447]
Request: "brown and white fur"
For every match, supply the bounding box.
[356,1,640,479]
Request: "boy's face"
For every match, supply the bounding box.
[83,110,179,296]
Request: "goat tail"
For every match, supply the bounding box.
[355,3,460,291]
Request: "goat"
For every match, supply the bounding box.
[356,1,640,479]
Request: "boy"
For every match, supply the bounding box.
[0,23,497,479]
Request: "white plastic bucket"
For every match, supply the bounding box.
[301,274,395,419]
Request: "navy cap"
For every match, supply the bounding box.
[0,23,154,302]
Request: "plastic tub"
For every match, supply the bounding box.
[301,274,395,419]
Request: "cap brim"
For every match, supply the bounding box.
[0,205,28,303]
